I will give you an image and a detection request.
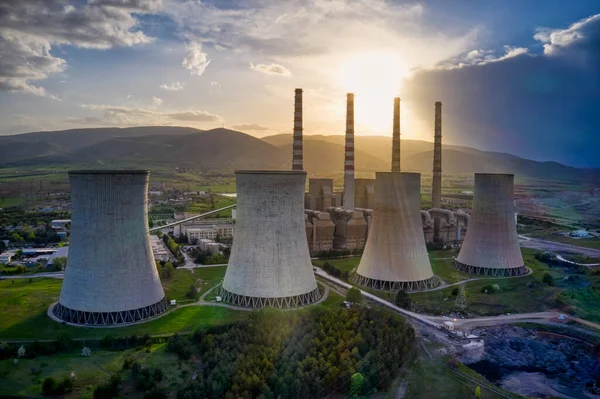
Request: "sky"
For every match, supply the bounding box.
[1,0,599,167]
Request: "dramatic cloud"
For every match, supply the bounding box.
[74,104,222,126]
[249,63,292,76]
[182,41,210,76]
[159,81,184,91]
[439,46,529,69]
[166,0,478,71]
[0,0,158,98]
[230,123,269,131]
[403,14,600,167]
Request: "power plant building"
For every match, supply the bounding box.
[53,170,167,325]
[221,170,320,308]
[353,172,439,291]
[354,178,375,209]
[454,173,526,276]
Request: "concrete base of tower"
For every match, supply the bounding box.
[453,260,528,277]
[219,287,321,309]
[351,273,440,292]
[51,297,169,326]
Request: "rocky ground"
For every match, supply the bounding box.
[457,326,600,398]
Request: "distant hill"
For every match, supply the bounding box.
[0,127,597,181]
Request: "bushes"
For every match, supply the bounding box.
[185,284,199,300]
[41,376,73,396]
[481,284,501,294]
[321,261,350,279]
[395,290,412,309]
[93,374,121,399]
[167,334,193,360]
[542,272,555,286]
[346,287,362,303]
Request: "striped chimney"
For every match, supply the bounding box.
[343,93,355,209]
[391,97,401,172]
[292,88,303,171]
[432,101,443,241]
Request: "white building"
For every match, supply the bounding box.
[51,219,71,229]
[182,223,235,243]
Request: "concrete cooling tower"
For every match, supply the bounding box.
[221,170,320,308]
[53,170,167,326]
[353,172,439,291]
[454,173,526,276]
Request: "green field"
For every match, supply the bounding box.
[161,268,198,301]
[0,341,188,398]
[527,231,600,250]
[313,257,360,273]
[0,197,20,207]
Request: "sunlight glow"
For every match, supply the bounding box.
[336,51,410,134]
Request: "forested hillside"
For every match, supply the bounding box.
[171,307,415,398]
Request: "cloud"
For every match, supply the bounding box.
[166,0,478,72]
[249,63,292,76]
[534,14,600,55]
[159,81,184,91]
[0,0,159,98]
[151,96,163,108]
[73,104,222,126]
[230,123,269,131]
[182,41,210,76]
[438,45,529,69]
[169,110,222,122]
[403,13,600,167]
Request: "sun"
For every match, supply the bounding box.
[336,50,410,134]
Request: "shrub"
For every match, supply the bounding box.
[185,284,199,300]
[42,377,57,396]
[542,272,555,286]
[346,287,362,303]
[144,386,168,399]
[167,334,193,360]
[395,290,412,309]
[450,288,459,296]
[122,357,134,370]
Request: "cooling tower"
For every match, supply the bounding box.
[392,97,401,172]
[343,93,355,209]
[454,173,526,276]
[53,170,167,326]
[432,101,442,241]
[292,88,303,171]
[221,170,320,308]
[353,172,439,291]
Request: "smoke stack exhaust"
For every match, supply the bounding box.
[292,88,303,171]
[391,97,401,172]
[343,93,355,209]
[432,101,442,242]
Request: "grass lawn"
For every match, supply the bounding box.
[408,248,587,317]
[188,266,226,296]
[313,257,360,273]
[0,342,189,398]
[0,197,20,207]
[403,348,509,399]
[527,231,600,250]
[161,268,198,301]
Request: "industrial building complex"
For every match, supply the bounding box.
[44,88,526,321]
[53,170,168,325]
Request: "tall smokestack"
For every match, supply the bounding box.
[432,101,442,242]
[292,88,303,171]
[391,97,401,172]
[343,93,355,209]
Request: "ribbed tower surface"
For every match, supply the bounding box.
[353,172,439,291]
[221,170,320,308]
[53,170,167,326]
[454,173,526,276]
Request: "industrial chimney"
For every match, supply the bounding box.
[432,101,442,242]
[292,88,303,171]
[353,172,439,291]
[53,170,167,325]
[221,170,320,308]
[454,173,526,276]
[343,93,355,209]
[391,97,401,172]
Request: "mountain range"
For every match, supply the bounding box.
[0,126,597,181]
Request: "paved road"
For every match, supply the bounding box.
[519,235,600,257]
[0,272,64,280]
[555,254,600,267]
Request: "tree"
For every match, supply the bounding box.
[346,287,362,303]
[161,262,174,279]
[52,257,67,270]
[475,385,482,398]
[17,345,25,358]
[395,290,412,309]
[455,284,468,310]
[349,372,365,397]
[11,232,23,242]
[42,377,57,396]
[26,231,36,241]
[542,272,554,286]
